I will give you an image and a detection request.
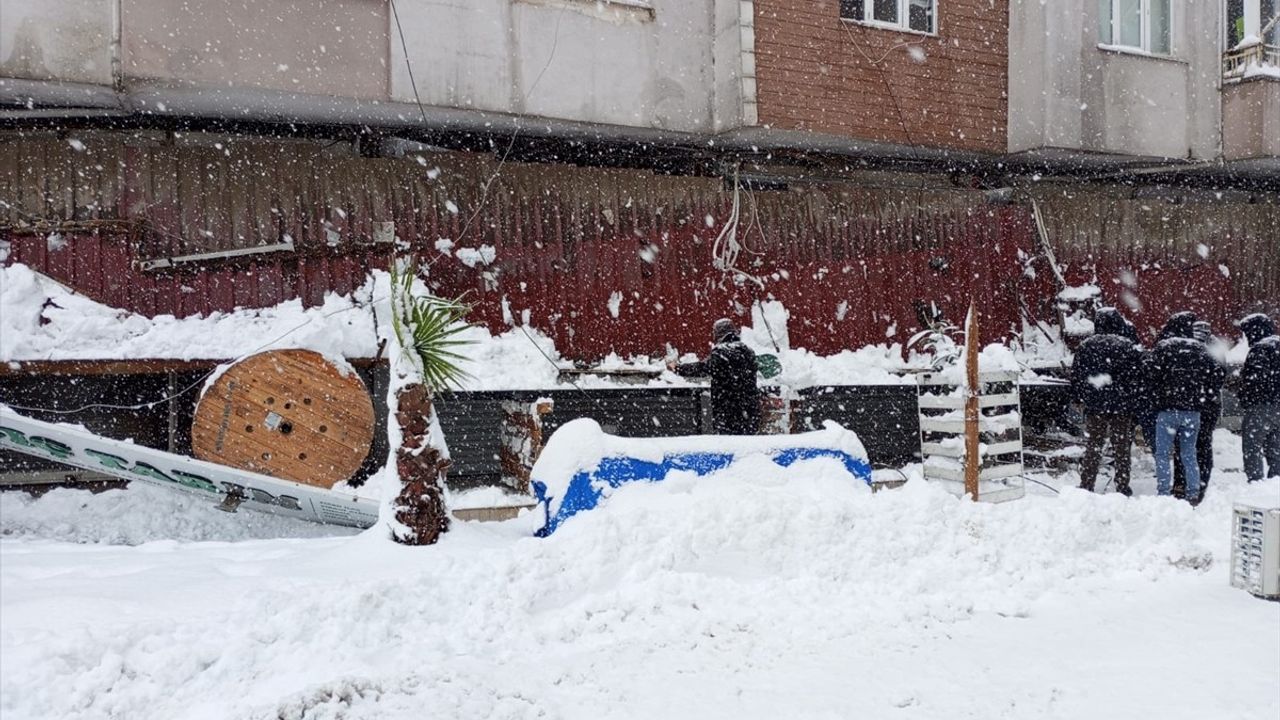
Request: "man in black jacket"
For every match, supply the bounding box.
[1071,308,1142,495]
[1146,312,1226,502]
[670,319,761,435]
[1171,320,1226,498]
[1238,313,1280,482]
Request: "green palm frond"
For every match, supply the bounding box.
[390,258,474,390]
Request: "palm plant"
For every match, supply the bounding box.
[389,258,473,390]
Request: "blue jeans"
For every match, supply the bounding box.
[1155,410,1201,498]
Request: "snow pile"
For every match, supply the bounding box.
[2,263,1055,392]
[1,462,1276,719]
[0,483,351,545]
[1242,62,1280,80]
[0,263,377,361]
[760,342,917,387]
[530,418,870,534]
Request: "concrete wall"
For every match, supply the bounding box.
[120,0,389,99]
[1222,79,1280,160]
[2,0,736,134]
[388,0,724,132]
[1009,0,1221,159]
[712,0,757,132]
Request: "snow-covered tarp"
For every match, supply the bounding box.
[530,418,871,535]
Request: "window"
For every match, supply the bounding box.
[1098,0,1171,54]
[840,0,937,35]
[1227,0,1279,48]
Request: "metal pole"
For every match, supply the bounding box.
[964,301,980,501]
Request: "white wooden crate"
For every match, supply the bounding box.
[916,371,1025,503]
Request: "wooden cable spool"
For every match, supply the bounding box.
[191,349,375,489]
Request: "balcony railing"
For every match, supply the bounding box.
[1223,42,1280,80]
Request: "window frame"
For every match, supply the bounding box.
[1227,0,1279,48]
[1100,0,1173,56]
[840,0,939,37]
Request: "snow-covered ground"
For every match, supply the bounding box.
[2,431,1277,720]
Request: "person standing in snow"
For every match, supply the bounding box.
[1172,320,1227,498]
[1144,312,1226,503]
[1071,308,1142,495]
[1237,313,1280,482]
[668,318,761,435]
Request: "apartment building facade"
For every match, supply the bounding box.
[0,0,1276,362]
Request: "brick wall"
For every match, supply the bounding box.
[753,0,1008,153]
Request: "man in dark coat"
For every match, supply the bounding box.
[670,318,761,435]
[1145,312,1226,502]
[1238,313,1280,482]
[1071,308,1142,495]
[1172,321,1226,497]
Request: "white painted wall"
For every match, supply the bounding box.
[1223,79,1280,159]
[389,0,728,132]
[1009,0,1222,160]
[2,0,743,134]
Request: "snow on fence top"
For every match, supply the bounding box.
[2,262,1054,390]
[529,418,871,535]
[0,263,377,362]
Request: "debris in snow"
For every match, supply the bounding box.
[638,244,659,263]
[835,300,849,321]
[1219,264,1230,278]
[45,233,66,252]
[445,200,459,214]
[0,239,9,263]
[434,238,455,253]
[607,291,623,319]
[66,139,86,152]
[455,245,496,267]
[907,45,926,62]
[426,166,442,179]
[0,482,349,544]
[1197,243,1210,258]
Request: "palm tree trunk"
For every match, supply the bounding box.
[391,383,451,545]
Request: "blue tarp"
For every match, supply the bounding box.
[532,446,872,536]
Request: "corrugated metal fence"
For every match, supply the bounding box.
[2,131,1275,359]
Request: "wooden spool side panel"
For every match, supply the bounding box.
[191,350,375,488]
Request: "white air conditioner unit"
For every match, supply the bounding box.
[1230,504,1280,599]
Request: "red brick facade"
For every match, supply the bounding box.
[753,0,1008,153]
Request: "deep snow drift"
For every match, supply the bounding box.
[2,431,1278,720]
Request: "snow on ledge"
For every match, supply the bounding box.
[0,263,378,362]
[2,263,1054,391]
